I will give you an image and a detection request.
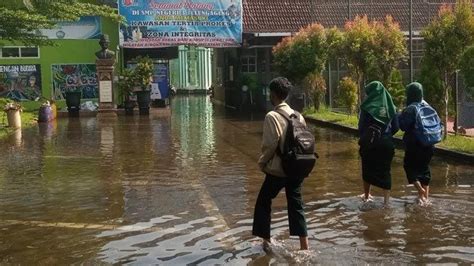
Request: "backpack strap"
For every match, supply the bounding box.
[275,109,299,122]
[274,108,296,157]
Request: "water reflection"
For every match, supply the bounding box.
[8,128,22,147]
[0,96,473,264]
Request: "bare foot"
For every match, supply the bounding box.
[418,197,432,207]
[359,193,373,202]
[417,196,427,205]
[262,238,272,252]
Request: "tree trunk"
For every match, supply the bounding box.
[313,94,321,110]
[357,73,363,111]
[443,73,449,140]
[454,71,459,135]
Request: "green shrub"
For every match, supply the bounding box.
[387,69,405,110]
[460,45,474,99]
[303,72,326,110]
[337,77,358,114]
[239,73,258,91]
[418,59,447,116]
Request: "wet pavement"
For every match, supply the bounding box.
[0,96,473,264]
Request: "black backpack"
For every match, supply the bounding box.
[358,122,384,149]
[276,109,318,178]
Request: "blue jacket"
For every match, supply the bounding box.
[398,105,418,145]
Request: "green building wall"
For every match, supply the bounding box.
[0,17,119,102]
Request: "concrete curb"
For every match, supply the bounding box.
[56,107,171,118]
[305,116,474,164]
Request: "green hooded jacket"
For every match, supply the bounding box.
[360,81,397,125]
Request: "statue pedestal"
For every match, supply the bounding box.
[96,58,117,118]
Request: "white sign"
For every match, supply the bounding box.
[99,81,113,103]
[40,16,101,39]
[150,83,162,100]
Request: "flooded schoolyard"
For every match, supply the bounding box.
[0,96,473,264]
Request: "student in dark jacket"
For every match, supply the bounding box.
[399,82,434,204]
[358,81,399,206]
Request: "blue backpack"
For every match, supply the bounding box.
[411,101,443,146]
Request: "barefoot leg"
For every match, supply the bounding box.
[383,190,390,206]
[299,236,309,250]
[414,181,426,202]
[422,185,429,200]
[363,180,371,201]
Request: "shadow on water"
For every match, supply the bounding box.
[0,95,473,264]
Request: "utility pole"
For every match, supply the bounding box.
[348,0,351,20]
[409,0,414,82]
[454,70,459,135]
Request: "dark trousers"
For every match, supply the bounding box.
[252,174,307,240]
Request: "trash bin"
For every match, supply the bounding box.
[66,91,82,117]
[38,102,53,122]
[6,109,21,128]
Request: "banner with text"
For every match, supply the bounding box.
[119,0,242,48]
[0,65,41,101]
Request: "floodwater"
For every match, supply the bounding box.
[0,96,473,265]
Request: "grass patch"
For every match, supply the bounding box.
[303,106,359,128]
[21,100,67,112]
[0,110,37,139]
[438,134,474,154]
[304,107,474,155]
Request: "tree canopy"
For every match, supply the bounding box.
[341,15,407,106]
[272,23,332,109]
[422,0,474,137]
[273,23,329,84]
[0,0,122,46]
[272,15,406,110]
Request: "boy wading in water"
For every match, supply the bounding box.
[399,82,440,204]
[252,77,309,250]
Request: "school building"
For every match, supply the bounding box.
[1,0,472,127]
[212,0,473,127]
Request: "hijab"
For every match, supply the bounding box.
[360,81,397,125]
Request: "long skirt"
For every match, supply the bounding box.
[404,143,434,186]
[359,136,395,190]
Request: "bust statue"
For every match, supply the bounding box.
[95,34,115,59]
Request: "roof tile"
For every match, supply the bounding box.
[243,0,458,33]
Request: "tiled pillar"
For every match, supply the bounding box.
[197,47,212,91]
[178,45,188,89]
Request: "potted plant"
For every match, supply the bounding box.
[3,101,22,128]
[239,73,258,111]
[65,88,82,117]
[134,56,154,115]
[118,68,137,115]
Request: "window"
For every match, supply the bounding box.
[2,48,20,58]
[20,47,39,57]
[0,47,39,58]
[241,56,257,73]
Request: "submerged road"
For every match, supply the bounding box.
[0,96,473,264]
